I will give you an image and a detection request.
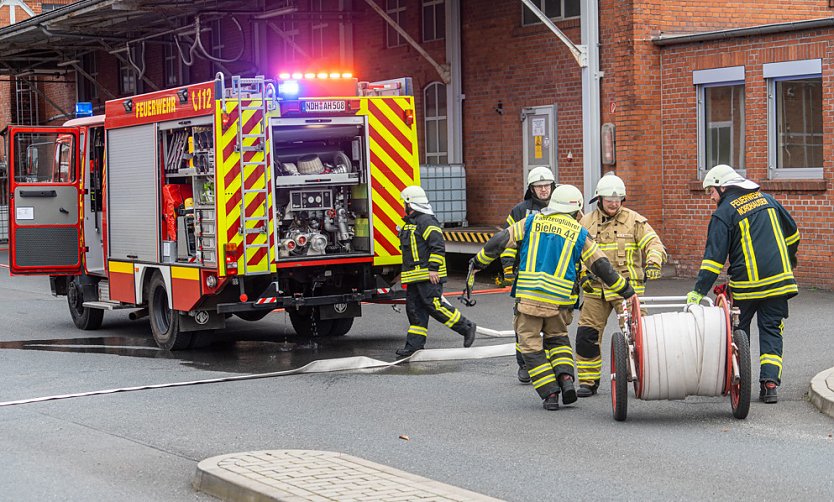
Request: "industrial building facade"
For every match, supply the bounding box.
[1,0,833,288]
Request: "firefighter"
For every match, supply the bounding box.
[470,185,635,410]
[396,185,477,358]
[687,164,799,404]
[574,173,667,398]
[500,166,557,384]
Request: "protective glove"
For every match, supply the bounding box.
[619,278,635,300]
[686,290,704,305]
[579,273,596,294]
[645,263,662,281]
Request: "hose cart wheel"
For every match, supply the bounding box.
[611,331,630,422]
[730,329,752,419]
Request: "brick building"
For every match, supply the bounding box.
[1,0,832,287]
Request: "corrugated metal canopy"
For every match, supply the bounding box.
[0,0,265,75]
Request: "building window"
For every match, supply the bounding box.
[522,0,580,26]
[765,59,823,179]
[41,3,62,12]
[118,51,139,96]
[386,0,405,48]
[424,82,448,164]
[422,0,445,42]
[703,85,745,172]
[694,66,745,177]
[77,53,98,102]
[164,37,189,88]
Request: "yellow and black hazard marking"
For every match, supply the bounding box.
[443,230,497,243]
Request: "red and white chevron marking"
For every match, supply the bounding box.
[256,297,277,305]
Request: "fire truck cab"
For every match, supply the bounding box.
[6,73,417,349]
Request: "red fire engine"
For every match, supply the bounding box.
[6,73,418,349]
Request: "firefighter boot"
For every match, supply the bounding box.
[759,381,778,404]
[517,366,531,384]
[559,374,577,405]
[463,322,477,348]
[577,381,599,398]
[543,392,560,411]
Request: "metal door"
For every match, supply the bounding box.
[8,126,83,275]
[521,105,558,190]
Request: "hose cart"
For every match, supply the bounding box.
[610,293,751,421]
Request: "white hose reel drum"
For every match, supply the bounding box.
[610,293,751,422]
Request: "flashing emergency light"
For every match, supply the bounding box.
[278,80,300,98]
[75,102,93,118]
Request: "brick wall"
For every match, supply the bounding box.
[660,30,834,289]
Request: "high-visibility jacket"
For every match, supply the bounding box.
[399,211,447,284]
[475,211,630,309]
[500,196,548,273]
[694,189,799,301]
[580,206,666,298]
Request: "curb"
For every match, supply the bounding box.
[808,367,834,419]
[193,450,503,502]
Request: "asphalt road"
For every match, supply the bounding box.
[0,265,832,501]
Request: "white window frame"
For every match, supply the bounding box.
[386,0,405,48]
[422,0,445,42]
[77,53,98,102]
[694,66,745,178]
[424,82,448,165]
[118,50,139,96]
[765,59,823,180]
[163,37,189,88]
[522,0,580,26]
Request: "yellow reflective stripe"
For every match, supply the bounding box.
[626,248,638,283]
[515,291,576,306]
[610,276,625,291]
[551,357,575,367]
[739,219,759,282]
[506,215,516,226]
[637,231,657,249]
[701,259,723,274]
[581,241,600,262]
[528,362,552,378]
[598,242,639,251]
[475,249,492,266]
[432,298,460,327]
[785,230,800,245]
[422,225,442,240]
[647,249,664,262]
[532,374,557,389]
[547,346,573,356]
[408,325,428,336]
[428,253,445,265]
[554,236,574,278]
[517,271,573,288]
[526,225,540,272]
[500,247,518,259]
[767,208,791,273]
[729,272,795,289]
[731,284,798,300]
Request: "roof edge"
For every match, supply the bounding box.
[653,16,834,46]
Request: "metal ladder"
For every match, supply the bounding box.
[230,75,271,275]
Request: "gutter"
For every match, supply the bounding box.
[653,16,834,46]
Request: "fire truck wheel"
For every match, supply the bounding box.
[235,310,271,322]
[288,309,334,338]
[148,273,192,350]
[329,317,354,337]
[67,278,104,331]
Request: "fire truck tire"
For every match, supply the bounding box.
[329,317,354,337]
[67,278,104,331]
[235,311,271,322]
[148,273,192,350]
[288,309,334,338]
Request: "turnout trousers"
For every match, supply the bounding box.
[514,307,576,399]
[575,295,625,388]
[402,281,474,352]
[735,296,789,385]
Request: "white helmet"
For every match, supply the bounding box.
[401,185,429,204]
[590,172,626,203]
[548,184,584,214]
[527,166,556,187]
[703,164,759,190]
